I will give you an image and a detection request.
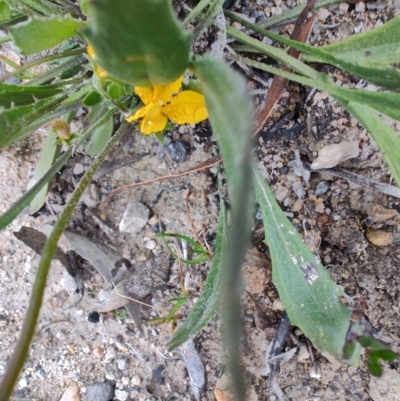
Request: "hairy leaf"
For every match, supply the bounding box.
[84,0,191,87]
[0,82,62,108]
[0,94,67,149]
[254,167,360,364]
[9,15,84,55]
[193,56,254,399]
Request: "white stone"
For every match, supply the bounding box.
[119,202,150,233]
[355,1,366,13]
[311,141,359,169]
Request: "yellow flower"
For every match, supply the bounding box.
[87,45,109,79]
[126,75,208,135]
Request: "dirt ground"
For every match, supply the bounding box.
[1,1,400,401]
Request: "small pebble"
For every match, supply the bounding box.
[93,346,105,359]
[317,8,330,21]
[117,358,128,371]
[86,382,114,401]
[355,1,366,13]
[272,299,285,312]
[60,382,80,401]
[339,2,350,14]
[131,375,141,386]
[315,181,330,196]
[73,163,85,175]
[119,202,150,234]
[298,345,310,363]
[153,222,166,233]
[18,377,28,389]
[366,228,393,247]
[115,390,129,401]
[146,240,156,250]
[88,311,100,323]
[104,346,117,363]
[166,141,188,163]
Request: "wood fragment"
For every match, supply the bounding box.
[254,0,317,135]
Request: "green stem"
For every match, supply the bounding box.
[227,25,324,81]
[0,55,32,80]
[182,0,213,27]
[193,0,225,42]
[0,121,129,401]
[0,48,86,83]
[39,77,85,89]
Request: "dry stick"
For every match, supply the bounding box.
[104,155,222,205]
[253,0,317,136]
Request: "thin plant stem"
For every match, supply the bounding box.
[226,25,324,81]
[182,0,213,27]
[0,48,86,83]
[0,121,130,401]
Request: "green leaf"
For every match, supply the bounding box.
[0,94,67,149]
[157,232,210,265]
[226,12,400,89]
[0,82,62,108]
[254,167,361,364]
[193,56,254,399]
[84,0,191,87]
[367,353,383,377]
[322,17,400,66]
[28,130,61,214]
[84,113,113,157]
[0,1,12,23]
[235,51,400,125]
[9,14,84,55]
[106,82,124,100]
[168,202,226,349]
[82,89,101,106]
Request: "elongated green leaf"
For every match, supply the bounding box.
[168,202,226,349]
[234,55,400,124]
[84,0,191,87]
[84,113,113,157]
[337,99,400,187]
[193,56,254,400]
[9,15,84,55]
[0,82,62,108]
[322,17,400,66]
[0,1,12,22]
[254,167,360,364]
[0,94,67,149]
[28,131,60,214]
[227,12,400,89]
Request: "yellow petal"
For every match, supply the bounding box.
[153,75,183,105]
[134,86,154,106]
[126,103,153,122]
[95,65,108,79]
[162,91,208,125]
[141,103,168,135]
[87,44,96,59]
